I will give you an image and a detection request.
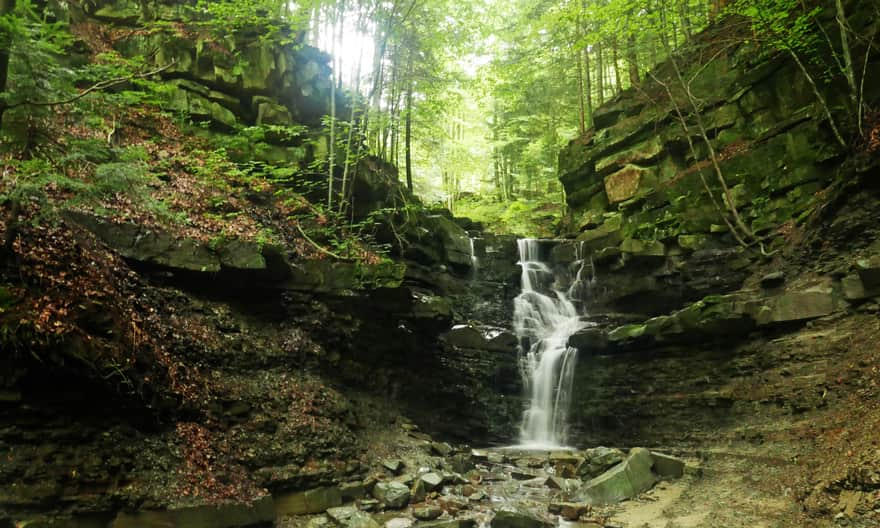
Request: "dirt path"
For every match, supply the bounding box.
[605,454,809,528]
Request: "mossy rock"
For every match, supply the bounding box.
[215,240,267,270]
[241,43,277,92]
[92,0,142,23]
[607,324,647,342]
[254,96,293,126]
[619,238,665,258]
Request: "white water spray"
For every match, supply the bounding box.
[514,239,587,448]
[469,237,479,276]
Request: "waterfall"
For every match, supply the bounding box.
[514,239,587,448]
[468,237,479,277]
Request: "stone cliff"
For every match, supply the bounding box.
[549,12,880,522]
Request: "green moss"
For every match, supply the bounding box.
[607,324,647,342]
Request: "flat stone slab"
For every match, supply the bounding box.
[755,290,836,325]
[275,486,342,515]
[651,452,685,479]
[112,496,275,528]
[580,447,657,505]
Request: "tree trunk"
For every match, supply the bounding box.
[335,0,346,92]
[492,152,501,199]
[339,36,365,214]
[404,77,413,192]
[679,0,692,41]
[612,36,623,93]
[583,46,593,128]
[627,33,640,87]
[327,6,337,209]
[596,41,604,105]
[576,50,586,135]
[835,0,858,113]
[0,0,17,130]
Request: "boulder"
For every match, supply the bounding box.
[595,137,664,174]
[619,238,665,259]
[275,486,342,515]
[327,506,359,524]
[111,496,275,528]
[216,240,267,270]
[431,442,454,457]
[544,476,565,490]
[576,214,624,251]
[579,448,657,505]
[607,324,646,343]
[855,256,880,289]
[413,506,443,521]
[419,472,444,491]
[578,447,625,479]
[358,499,380,512]
[372,481,410,509]
[432,215,474,269]
[344,512,382,528]
[443,326,488,349]
[755,289,836,325]
[677,234,711,251]
[547,502,591,521]
[486,330,518,352]
[393,474,415,486]
[340,482,366,501]
[491,510,553,528]
[419,521,476,528]
[842,274,880,301]
[382,459,404,474]
[651,452,685,479]
[759,271,785,289]
[93,1,141,23]
[410,478,427,503]
[604,165,654,204]
[567,327,607,352]
[253,95,293,126]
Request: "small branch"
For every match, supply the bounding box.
[669,53,755,242]
[857,31,875,138]
[648,69,750,248]
[6,61,175,110]
[294,222,348,261]
[785,48,847,148]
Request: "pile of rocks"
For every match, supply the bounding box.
[278,439,686,528]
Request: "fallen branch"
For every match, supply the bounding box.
[294,222,349,261]
[5,61,175,111]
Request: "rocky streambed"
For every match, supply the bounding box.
[110,422,689,528]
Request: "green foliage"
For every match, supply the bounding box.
[730,0,822,56]
[455,195,563,238]
[194,0,310,41]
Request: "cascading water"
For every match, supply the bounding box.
[468,237,479,277]
[514,239,587,448]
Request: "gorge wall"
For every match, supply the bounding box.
[548,11,880,519]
